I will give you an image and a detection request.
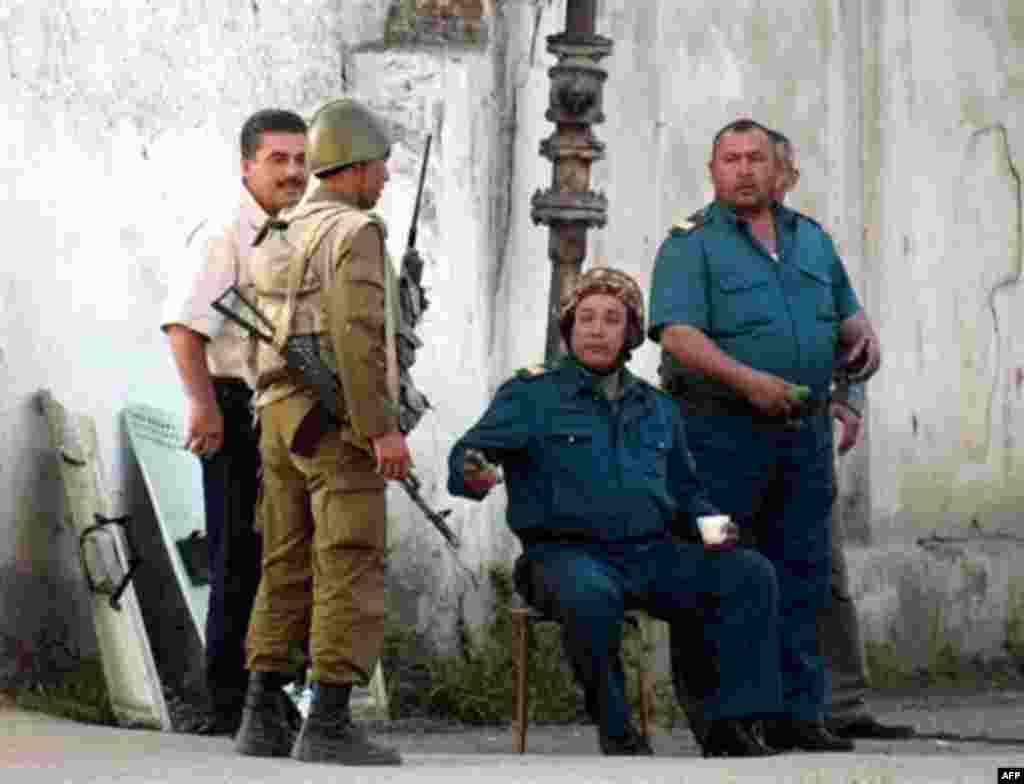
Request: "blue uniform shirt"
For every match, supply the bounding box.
[649,201,862,403]
[448,357,717,547]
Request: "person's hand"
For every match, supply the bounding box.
[839,334,880,383]
[463,449,501,495]
[371,431,412,481]
[184,399,224,457]
[743,370,798,417]
[831,401,862,455]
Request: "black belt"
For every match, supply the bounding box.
[212,377,254,413]
[681,396,828,425]
[212,376,249,390]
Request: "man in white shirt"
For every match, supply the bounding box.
[162,108,307,733]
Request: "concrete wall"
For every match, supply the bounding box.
[2,0,1022,687]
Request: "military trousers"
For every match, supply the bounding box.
[820,513,871,726]
[683,412,836,723]
[245,393,389,687]
[202,378,262,715]
[520,537,782,741]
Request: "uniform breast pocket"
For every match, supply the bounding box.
[546,430,595,473]
[633,427,671,479]
[545,429,600,518]
[713,272,775,336]
[797,263,837,323]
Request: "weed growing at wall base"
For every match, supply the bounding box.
[14,657,115,726]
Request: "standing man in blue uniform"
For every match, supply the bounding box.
[771,130,913,741]
[649,118,880,752]
[449,267,783,758]
[163,108,308,733]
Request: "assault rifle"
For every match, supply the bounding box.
[211,284,460,551]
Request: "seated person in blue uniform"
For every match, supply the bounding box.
[448,267,784,758]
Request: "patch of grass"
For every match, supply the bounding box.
[866,637,1024,694]
[864,640,916,691]
[928,641,983,690]
[1004,577,1024,672]
[14,657,116,726]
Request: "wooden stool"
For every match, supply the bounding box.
[511,606,656,753]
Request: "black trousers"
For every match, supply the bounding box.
[201,378,262,714]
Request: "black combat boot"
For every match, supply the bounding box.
[234,672,295,757]
[763,718,855,752]
[599,724,655,756]
[291,682,402,766]
[701,719,777,757]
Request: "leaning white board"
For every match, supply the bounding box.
[123,401,391,720]
[123,403,209,645]
[40,390,170,730]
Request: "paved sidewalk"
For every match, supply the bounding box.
[3,691,1024,783]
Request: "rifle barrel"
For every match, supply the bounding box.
[407,134,433,250]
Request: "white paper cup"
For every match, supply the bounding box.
[697,514,731,546]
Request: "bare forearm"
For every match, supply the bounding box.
[660,324,759,398]
[166,325,217,407]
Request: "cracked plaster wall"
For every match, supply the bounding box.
[1,0,1023,679]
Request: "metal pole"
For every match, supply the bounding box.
[530,0,612,362]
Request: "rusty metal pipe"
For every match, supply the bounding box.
[532,0,612,362]
[565,0,597,38]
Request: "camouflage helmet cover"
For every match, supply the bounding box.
[307,98,391,177]
[559,266,646,351]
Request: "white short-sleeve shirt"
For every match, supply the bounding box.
[162,185,269,386]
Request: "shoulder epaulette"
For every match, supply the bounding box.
[793,209,823,231]
[669,208,706,236]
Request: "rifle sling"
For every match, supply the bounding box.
[275,210,350,353]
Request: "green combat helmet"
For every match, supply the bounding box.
[307,98,392,177]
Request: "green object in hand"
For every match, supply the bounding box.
[789,384,811,402]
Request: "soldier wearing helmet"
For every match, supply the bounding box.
[236,98,406,766]
[448,266,784,758]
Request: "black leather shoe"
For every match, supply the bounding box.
[701,719,777,758]
[764,719,855,752]
[827,716,915,740]
[599,727,654,756]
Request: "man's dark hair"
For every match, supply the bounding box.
[766,127,789,146]
[240,109,308,160]
[711,118,776,159]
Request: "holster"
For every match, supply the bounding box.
[288,401,335,458]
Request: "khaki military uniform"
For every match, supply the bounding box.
[245,186,399,687]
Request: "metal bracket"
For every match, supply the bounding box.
[175,530,211,587]
[79,514,142,611]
